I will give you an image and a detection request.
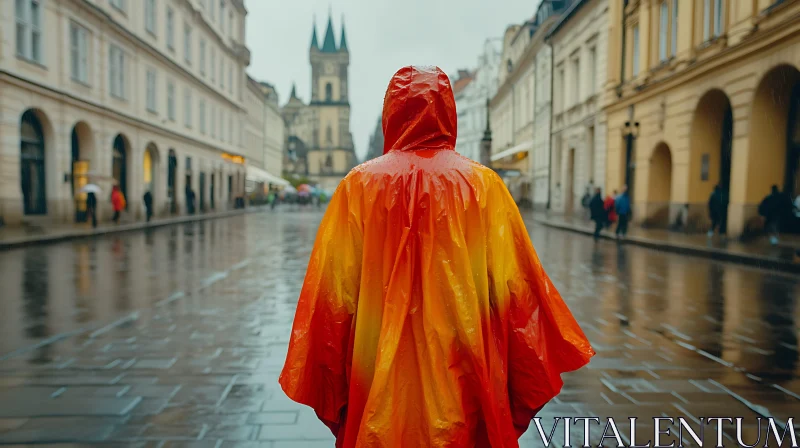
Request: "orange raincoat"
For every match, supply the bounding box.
[279,66,594,447]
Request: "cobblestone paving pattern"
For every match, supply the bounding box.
[0,210,798,447]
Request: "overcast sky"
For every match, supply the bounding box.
[245,0,539,161]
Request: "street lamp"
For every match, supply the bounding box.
[622,120,639,197]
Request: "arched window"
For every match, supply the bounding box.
[325,83,333,101]
[112,135,128,200]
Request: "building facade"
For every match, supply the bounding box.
[364,115,384,162]
[604,0,800,236]
[548,0,610,215]
[454,40,501,163]
[490,0,572,209]
[282,14,356,190]
[1,0,253,225]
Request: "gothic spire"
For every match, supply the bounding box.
[339,15,348,52]
[290,83,298,98]
[321,12,337,53]
[310,16,319,49]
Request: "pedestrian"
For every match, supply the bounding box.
[111,186,125,223]
[86,191,98,228]
[759,185,792,245]
[268,190,277,210]
[604,190,617,229]
[615,185,631,239]
[707,184,728,237]
[143,190,153,222]
[589,187,607,241]
[581,187,592,219]
[279,66,594,448]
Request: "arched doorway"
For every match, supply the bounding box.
[143,143,158,194]
[689,89,733,227]
[167,149,177,214]
[112,134,129,202]
[750,65,800,201]
[71,122,93,222]
[646,142,672,226]
[20,110,47,215]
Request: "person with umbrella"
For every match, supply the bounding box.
[80,183,101,228]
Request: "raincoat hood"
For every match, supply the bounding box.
[382,66,457,154]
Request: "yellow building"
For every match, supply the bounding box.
[605,0,800,236]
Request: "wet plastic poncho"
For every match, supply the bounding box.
[279,66,594,448]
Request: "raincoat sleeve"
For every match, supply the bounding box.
[485,177,594,436]
[279,182,363,435]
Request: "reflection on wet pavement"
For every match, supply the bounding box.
[0,210,797,446]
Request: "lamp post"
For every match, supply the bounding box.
[622,119,640,200]
[480,98,493,168]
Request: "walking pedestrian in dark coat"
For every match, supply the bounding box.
[707,185,728,237]
[589,188,607,241]
[615,186,631,239]
[86,191,98,228]
[143,191,153,222]
[759,185,793,245]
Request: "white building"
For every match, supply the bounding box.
[243,77,286,193]
[490,0,572,209]
[0,0,252,225]
[454,40,501,163]
[548,0,609,215]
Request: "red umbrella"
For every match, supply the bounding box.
[297,184,312,193]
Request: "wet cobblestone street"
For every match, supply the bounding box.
[0,210,798,447]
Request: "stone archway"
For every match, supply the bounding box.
[749,64,800,201]
[20,109,49,215]
[112,134,131,203]
[688,89,733,229]
[167,149,178,214]
[71,121,93,222]
[645,142,672,227]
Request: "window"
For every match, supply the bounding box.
[556,67,564,112]
[184,88,193,128]
[703,0,724,41]
[145,0,156,35]
[572,58,580,105]
[109,44,125,99]
[167,81,175,120]
[632,25,640,76]
[229,11,234,37]
[220,61,225,89]
[70,22,89,83]
[228,113,233,142]
[588,47,596,95]
[211,49,216,82]
[166,7,175,50]
[146,69,157,112]
[220,1,225,30]
[671,0,678,57]
[184,23,192,65]
[211,105,217,138]
[221,109,225,140]
[659,1,668,62]
[228,66,233,93]
[210,0,216,21]
[16,0,43,63]
[110,0,126,12]
[325,83,333,101]
[200,39,206,76]
[199,100,206,134]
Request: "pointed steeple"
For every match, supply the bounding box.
[290,83,298,98]
[339,15,348,52]
[321,12,337,53]
[310,17,319,49]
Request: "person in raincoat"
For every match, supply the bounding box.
[279,66,594,448]
[111,185,126,223]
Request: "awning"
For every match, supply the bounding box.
[490,141,533,162]
[246,165,289,186]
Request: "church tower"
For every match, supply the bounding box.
[306,13,354,187]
